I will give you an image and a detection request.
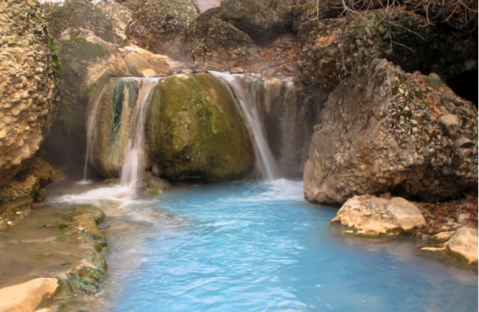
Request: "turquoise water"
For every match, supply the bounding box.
[110,180,478,312]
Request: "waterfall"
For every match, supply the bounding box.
[79,85,107,184]
[119,78,160,197]
[210,71,280,181]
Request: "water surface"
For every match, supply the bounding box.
[107,180,477,312]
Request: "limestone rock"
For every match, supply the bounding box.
[0,278,58,312]
[148,73,255,182]
[89,78,141,177]
[42,28,132,174]
[304,59,478,204]
[184,13,258,71]
[124,52,157,77]
[445,227,478,265]
[432,231,456,242]
[127,0,198,58]
[0,0,54,182]
[122,46,171,76]
[331,195,425,236]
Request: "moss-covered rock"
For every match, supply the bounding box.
[127,0,198,58]
[90,78,140,177]
[184,13,258,71]
[147,73,255,182]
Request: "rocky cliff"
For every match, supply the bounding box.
[304,59,478,204]
[0,0,55,186]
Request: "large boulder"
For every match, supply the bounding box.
[216,0,295,43]
[90,78,142,177]
[296,10,477,95]
[147,73,255,182]
[331,195,426,236]
[0,278,58,312]
[0,0,55,182]
[127,0,198,59]
[46,0,117,43]
[304,59,478,204]
[184,13,258,71]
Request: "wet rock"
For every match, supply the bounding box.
[89,78,141,177]
[331,195,425,236]
[0,278,58,312]
[73,215,106,246]
[445,227,478,265]
[422,227,478,270]
[148,73,255,183]
[184,14,258,71]
[304,59,478,204]
[432,231,456,242]
[127,0,198,58]
[42,28,132,176]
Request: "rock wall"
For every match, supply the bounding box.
[304,59,478,204]
[0,0,55,184]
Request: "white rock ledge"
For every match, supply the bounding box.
[331,195,426,236]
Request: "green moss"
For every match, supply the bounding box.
[424,73,446,89]
[391,83,400,95]
[110,79,137,138]
[148,73,255,182]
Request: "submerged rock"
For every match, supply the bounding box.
[0,278,58,312]
[304,59,478,204]
[148,73,255,182]
[332,195,426,236]
[422,227,478,270]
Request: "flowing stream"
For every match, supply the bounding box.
[119,78,159,197]
[99,180,477,312]
[211,72,280,180]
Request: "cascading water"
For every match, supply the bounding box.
[211,72,280,181]
[59,78,160,204]
[119,78,160,197]
[79,85,108,184]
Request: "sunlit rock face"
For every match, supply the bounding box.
[331,195,426,236]
[147,73,256,183]
[0,0,54,183]
[127,0,198,59]
[304,59,478,204]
